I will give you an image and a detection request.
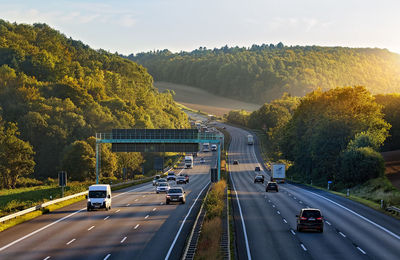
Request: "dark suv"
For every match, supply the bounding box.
[296,208,324,232]
[266,181,278,192]
[166,187,186,204]
[254,175,264,184]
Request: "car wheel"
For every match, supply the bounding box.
[266,189,268,192]
[87,207,91,211]
[156,191,159,194]
[320,228,324,233]
[296,225,300,232]
[182,199,186,204]
[105,206,109,211]
[276,189,279,192]
[166,201,169,205]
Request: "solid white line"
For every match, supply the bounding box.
[43,256,50,260]
[104,254,111,260]
[357,247,366,254]
[301,244,307,251]
[66,238,76,245]
[302,189,400,240]
[121,237,127,243]
[153,208,157,211]
[116,209,121,213]
[0,207,86,252]
[230,174,252,260]
[104,216,110,220]
[326,221,332,226]
[339,231,346,237]
[283,219,287,223]
[164,181,210,260]
[88,226,95,231]
[290,230,296,235]
[145,215,149,219]
[134,224,140,229]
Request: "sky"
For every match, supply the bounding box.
[0,0,399,55]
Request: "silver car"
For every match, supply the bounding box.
[156,182,170,193]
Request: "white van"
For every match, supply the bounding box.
[87,184,112,211]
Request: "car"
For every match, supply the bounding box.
[233,160,239,165]
[156,182,170,193]
[176,176,187,184]
[255,166,261,172]
[211,144,217,151]
[180,173,189,183]
[166,187,186,204]
[167,171,176,181]
[296,208,324,233]
[200,158,205,164]
[152,175,161,186]
[254,175,264,183]
[155,178,167,186]
[266,181,278,192]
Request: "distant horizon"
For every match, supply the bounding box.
[1,0,400,56]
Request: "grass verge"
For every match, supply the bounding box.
[196,180,227,260]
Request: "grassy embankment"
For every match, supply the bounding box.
[195,127,231,260]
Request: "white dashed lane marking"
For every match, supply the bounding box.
[88,226,95,231]
[134,224,140,229]
[104,216,110,220]
[145,215,149,219]
[283,219,287,223]
[153,208,156,211]
[339,232,346,238]
[116,209,121,213]
[357,247,366,254]
[121,237,127,243]
[66,239,76,245]
[43,257,50,260]
[104,254,111,260]
[301,244,307,251]
[290,230,296,235]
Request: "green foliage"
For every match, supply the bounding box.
[0,20,189,184]
[375,93,400,151]
[61,140,96,181]
[280,87,389,186]
[129,45,400,104]
[225,110,250,126]
[338,147,385,187]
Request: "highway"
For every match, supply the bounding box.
[223,123,400,260]
[0,153,213,260]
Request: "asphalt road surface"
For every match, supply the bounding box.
[0,153,214,260]
[223,123,400,260]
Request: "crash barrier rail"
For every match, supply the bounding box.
[386,206,400,216]
[0,166,175,224]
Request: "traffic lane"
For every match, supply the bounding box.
[0,184,156,260]
[281,184,400,259]
[231,170,310,260]
[106,172,210,259]
[259,183,367,260]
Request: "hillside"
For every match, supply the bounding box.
[128,44,400,104]
[0,20,188,183]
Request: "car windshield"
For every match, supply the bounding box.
[155,176,160,179]
[169,189,183,193]
[302,210,321,218]
[168,172,175,175]
[89,190,106,198]
[256,176,262,179]
[177,176,185,179]
[268,183,277,187]
[159,183,168,186]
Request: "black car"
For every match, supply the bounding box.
[254,175,264,183]
[296,208,324,232]
[266,181,278,192]
[255,166,261,172]
[233,160,239,165]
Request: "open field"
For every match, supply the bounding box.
[155,82,260,116]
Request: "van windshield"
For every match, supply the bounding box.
[89,190,107,198]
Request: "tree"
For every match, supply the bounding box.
[61,140,95,181]
[0,121,35,188]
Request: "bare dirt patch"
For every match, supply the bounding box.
[155,82,260,116]
[381,150,400,190]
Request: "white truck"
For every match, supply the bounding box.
[271,163,286,183]
[87,184,112,211]
[203,143,210,152]
[247,135,254,145]
[184,155,193,168]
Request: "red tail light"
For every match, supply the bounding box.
[300,217,307,220]
[316,217,322,220]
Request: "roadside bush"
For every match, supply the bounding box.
[337,147,385,187]
[16,177,43,188]
[205,180,226,220]
[195,217,222,260]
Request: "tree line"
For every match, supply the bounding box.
[128,44,400,104]
[227,87,400,188]
[0,20,189,188]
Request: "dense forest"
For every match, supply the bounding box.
[227,87,400,188]
[0,20,189,188]
[128,44,400,104]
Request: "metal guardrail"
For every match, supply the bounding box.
[386,206,400,215]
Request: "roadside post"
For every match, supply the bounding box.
[327,180,332,190]
[58,171,67,197]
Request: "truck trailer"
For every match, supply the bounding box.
[271,163,286,183]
